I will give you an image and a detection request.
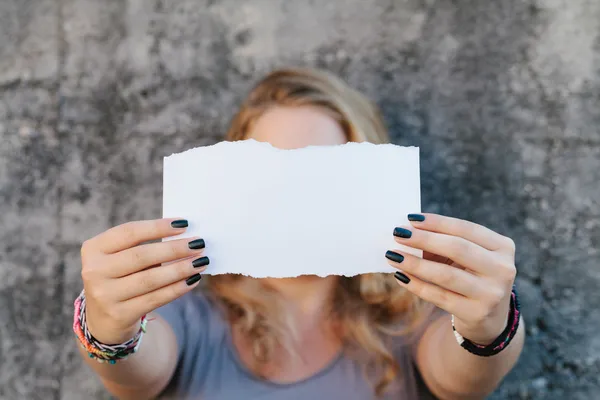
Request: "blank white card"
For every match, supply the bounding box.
[163,140,421,277]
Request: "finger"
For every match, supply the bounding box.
[113,255,210,301]
[385,250,481,298]
[106,236,206,277]
[423,251,451,265]
[422,251,467,271]
[407,213,514,253]
[92,218,189,254]
[393,226,501,275]
[391,270,469,316]
[124,272,203,317]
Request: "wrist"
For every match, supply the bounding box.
[453,313,509,346]
[87,318,141,345]
[73,290,148,363]
[451,286,521,357]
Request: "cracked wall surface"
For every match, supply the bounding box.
[0,1,599,399]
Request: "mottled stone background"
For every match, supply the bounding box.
[0,0,599,399]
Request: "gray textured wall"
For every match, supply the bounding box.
[0,1,599,399]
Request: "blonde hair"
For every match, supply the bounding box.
[206,67,432,396]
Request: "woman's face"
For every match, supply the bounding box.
[247,106,347,149]
[246,106,346,288]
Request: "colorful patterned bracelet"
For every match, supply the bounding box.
[73,289,148,364]
[451,285,521,357]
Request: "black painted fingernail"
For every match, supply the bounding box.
[393,227,412,238]
[192,256,210,268]
[407,214,425,222]
[171,219,189,228]
[394,271,411,284]
[186,274,202,285]
[385,250,405,263]
[188,238,205,250]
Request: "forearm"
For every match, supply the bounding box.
[77,314,177,400]
[420,314,525,400]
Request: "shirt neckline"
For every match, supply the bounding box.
[223,322,345,388]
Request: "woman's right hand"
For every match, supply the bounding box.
[80,218,209,344]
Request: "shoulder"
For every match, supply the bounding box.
[153,288,230,397]
[387,305,447,399]
[153,288,228,355]
[390,304,447,351]
[158,287,221,319]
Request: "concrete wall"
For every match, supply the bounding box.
[0,1,599,399]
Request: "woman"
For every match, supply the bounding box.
[75,68,524,399]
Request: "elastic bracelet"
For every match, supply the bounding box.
[72,289,148,364]
[451,285,520,357]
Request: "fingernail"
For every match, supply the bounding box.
[192,256,210,268]
[186,274,202,286]
[171,219,189,228]
[407,214,425,222]
[188,238,205,250]
[393,227,412,238]
[385,250,405,263]
[394,271,411,284]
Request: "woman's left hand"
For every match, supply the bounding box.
[386,213,517,345]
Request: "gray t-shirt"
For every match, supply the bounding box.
[155,290,440,399]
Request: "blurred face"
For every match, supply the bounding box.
[246,105,346,289]
[247,106,347,149]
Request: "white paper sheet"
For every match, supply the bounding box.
[163,140,421,277]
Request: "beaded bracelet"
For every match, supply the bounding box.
[73,290,148,364]
[451,285,521,357]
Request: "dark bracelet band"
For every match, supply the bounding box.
[451,285,521,357]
